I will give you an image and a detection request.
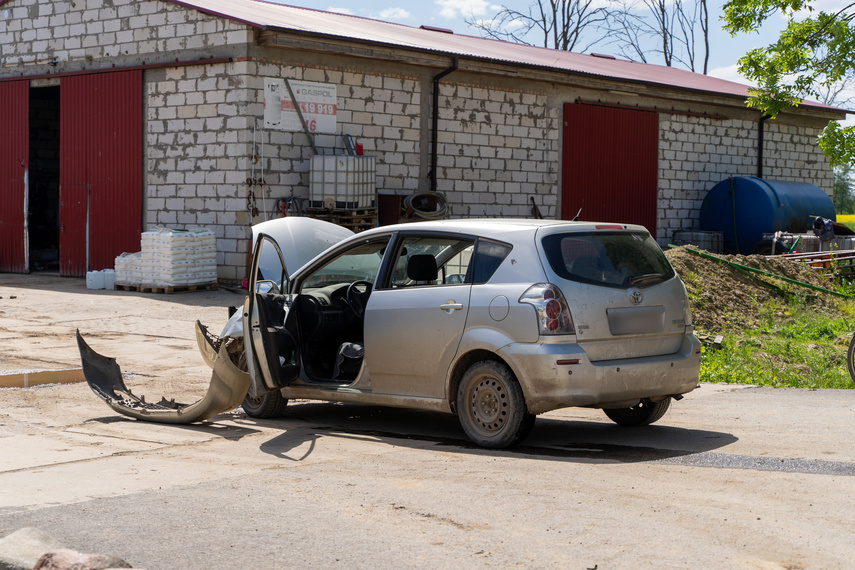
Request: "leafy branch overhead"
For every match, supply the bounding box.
[723,1,855,165]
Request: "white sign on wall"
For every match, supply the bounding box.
[263,78,337,133]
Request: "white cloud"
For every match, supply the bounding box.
[379,7,412,20]
[708,64,754,87]
[326,6,355,15]
[434,0,497,19]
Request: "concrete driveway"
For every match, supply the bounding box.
[1,274,853,569]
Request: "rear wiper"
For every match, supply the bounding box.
[628,273,663,285]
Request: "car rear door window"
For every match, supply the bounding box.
[390,236,475,287]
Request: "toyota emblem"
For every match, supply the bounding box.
[628,289,643,305]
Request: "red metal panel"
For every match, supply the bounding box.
[0,81,29,273]
[562,103,659,236]
[60,76,90,277]
[60,71,143,276]
[87,71,143,271]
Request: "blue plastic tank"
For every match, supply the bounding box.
[699,176,836,255]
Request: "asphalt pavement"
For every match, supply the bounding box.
[1,274,854,569]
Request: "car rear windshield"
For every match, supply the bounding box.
[541,231,675,289]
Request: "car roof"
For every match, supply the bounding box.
[357,218,649,242]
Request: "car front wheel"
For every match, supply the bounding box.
[237,351,288,418]
[603,398,671,426]
[241,390,288,418]
[457,360,534,449]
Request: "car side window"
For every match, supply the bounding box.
[471,239,512,284]
[390,236,475,287]
[300,238,390,291]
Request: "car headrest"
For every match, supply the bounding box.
[407,254,438,282]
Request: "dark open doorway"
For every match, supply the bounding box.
[28,85,61,272]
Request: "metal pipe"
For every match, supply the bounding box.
[757,114,770,178]
[430,58,458,193]
[284,78,318,156]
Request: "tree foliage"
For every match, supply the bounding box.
[723,1,855,165]
[833,164,855,214]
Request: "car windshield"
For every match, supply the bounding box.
[541,231,675,289]
[301,240,388,290]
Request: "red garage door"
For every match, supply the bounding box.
[0,81,29,273]
[60,71,143,276]
[562,103,659,236]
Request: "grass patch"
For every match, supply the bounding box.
[699,294,855,388]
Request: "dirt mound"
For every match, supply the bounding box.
[665,246,840,333]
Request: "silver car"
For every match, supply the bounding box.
[79,217,700,449]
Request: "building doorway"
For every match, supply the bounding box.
[28,85,61,272]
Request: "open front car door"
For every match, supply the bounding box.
[244,233,301,400]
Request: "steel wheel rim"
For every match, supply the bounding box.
[245,395,264,407]
[467,374,509,436]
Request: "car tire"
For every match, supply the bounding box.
[241,390,288,418]
[457,360,534,449]
[603,398,671,427]
[237,351,288,418]
[847,335,855,384]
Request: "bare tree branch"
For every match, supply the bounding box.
[466,0,609,53]
[601,0,711,73]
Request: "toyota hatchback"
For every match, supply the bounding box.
[80,217,700,449]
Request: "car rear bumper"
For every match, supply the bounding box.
[499,334,701,415]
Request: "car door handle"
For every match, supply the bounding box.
[439,301,463,313]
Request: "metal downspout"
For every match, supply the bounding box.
[430,58,458,193]
[757,114,770,178]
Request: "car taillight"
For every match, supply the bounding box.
[520,283,575,335]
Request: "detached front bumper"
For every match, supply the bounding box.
[77,331,251,424]
[499,334,701,415]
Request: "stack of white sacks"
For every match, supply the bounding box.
[114,227,217,288]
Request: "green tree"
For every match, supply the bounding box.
[834,164,855,215]
[723,1,855,165]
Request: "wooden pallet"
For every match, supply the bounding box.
[305,207,378,232]
[114,282,219,294]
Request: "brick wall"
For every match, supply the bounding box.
[146,58,426,281]
[145,61,256,280]
[258,64,424,199]
[3,1,837,281]
[437,83,560,218]
[0,0,250,67]
[657,114,832,244]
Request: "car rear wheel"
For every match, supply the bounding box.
[237,351,288,418]
[603,398,671,426]
[457,360,534,449]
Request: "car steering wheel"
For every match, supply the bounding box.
[346,280,373,319]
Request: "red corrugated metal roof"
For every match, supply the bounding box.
[168,0,840,113]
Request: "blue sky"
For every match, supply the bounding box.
[269,0,793,85]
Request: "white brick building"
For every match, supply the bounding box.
[0,0,844,280]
